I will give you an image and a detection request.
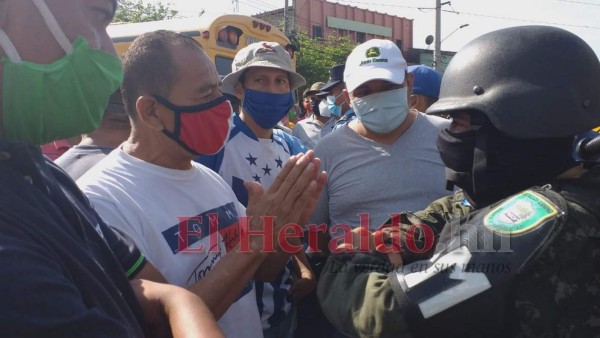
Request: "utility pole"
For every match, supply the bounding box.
[433,1,451,70]
[291,0,296,34]
[284,0,289,35]
[434,0,442,70]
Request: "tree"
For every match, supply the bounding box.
[114,0,178,23]
[295,30,356,95]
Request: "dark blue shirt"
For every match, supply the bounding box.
[0,141,146,337]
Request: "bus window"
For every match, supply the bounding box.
[217,25,243,49]
[215,56,233,76]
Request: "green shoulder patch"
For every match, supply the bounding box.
[484,191,558,235]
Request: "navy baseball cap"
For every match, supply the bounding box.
[319,64,346,93]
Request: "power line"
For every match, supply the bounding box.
[238,0,275,13]
[241,0,279,13]
[333,0,600,30]
[443,9,600,30]
[245,0,277,11]
[237,1,264,12]
[250,0,280,10]
[558,0,600,5]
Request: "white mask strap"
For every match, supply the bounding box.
[0,29,22,62]
[32,0,73,54]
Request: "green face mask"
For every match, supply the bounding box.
[0,0,123,145]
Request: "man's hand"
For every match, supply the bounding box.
[244,150,327,252]
[182,153,325,318]
[289,252,317,302]
[130,279,224,338]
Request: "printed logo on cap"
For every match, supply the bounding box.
[366,47,381,58]
[256,43,277,55]
[360,46,389,66]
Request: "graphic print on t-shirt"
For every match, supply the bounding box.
[162,201,240,255]
[224,138,292,207]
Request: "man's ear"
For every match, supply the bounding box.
[341,88,351,102]
[406,72,415,94]
[135,95,165,131]
[234,82,244,101]
[409,94,418,110]
[342,88,353,109]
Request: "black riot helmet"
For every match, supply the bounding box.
[429,26,600,208]
[428,25,600,139]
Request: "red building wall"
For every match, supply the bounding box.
[294,0,412,53]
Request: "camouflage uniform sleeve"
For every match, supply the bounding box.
[317,192,476,337]
[412,190,472,224]
[317,252,414,338]
[511,196,600,337]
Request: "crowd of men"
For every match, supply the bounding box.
[1,0,599,337]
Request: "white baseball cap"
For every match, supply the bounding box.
[343,39,407,93]
[221,41,306,94]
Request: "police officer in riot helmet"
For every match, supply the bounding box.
[430,25,600,209]
[317,25,600,338]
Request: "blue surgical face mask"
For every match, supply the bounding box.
[351,87,409,134]
[242,88,294,129]
[326,93,344,118]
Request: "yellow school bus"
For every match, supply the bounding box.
[108,14,297,75]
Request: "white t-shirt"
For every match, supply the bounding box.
[77,148,263,338]
[197,114,306,329]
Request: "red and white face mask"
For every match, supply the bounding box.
[153,95,232,155]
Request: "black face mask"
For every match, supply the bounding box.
[437,125,577,208]
[437,129,477,173]
[436,128,478,198]
[310,98,322,117]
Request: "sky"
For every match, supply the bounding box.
[146,0,600,57]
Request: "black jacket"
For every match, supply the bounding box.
[0,141,146,337]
